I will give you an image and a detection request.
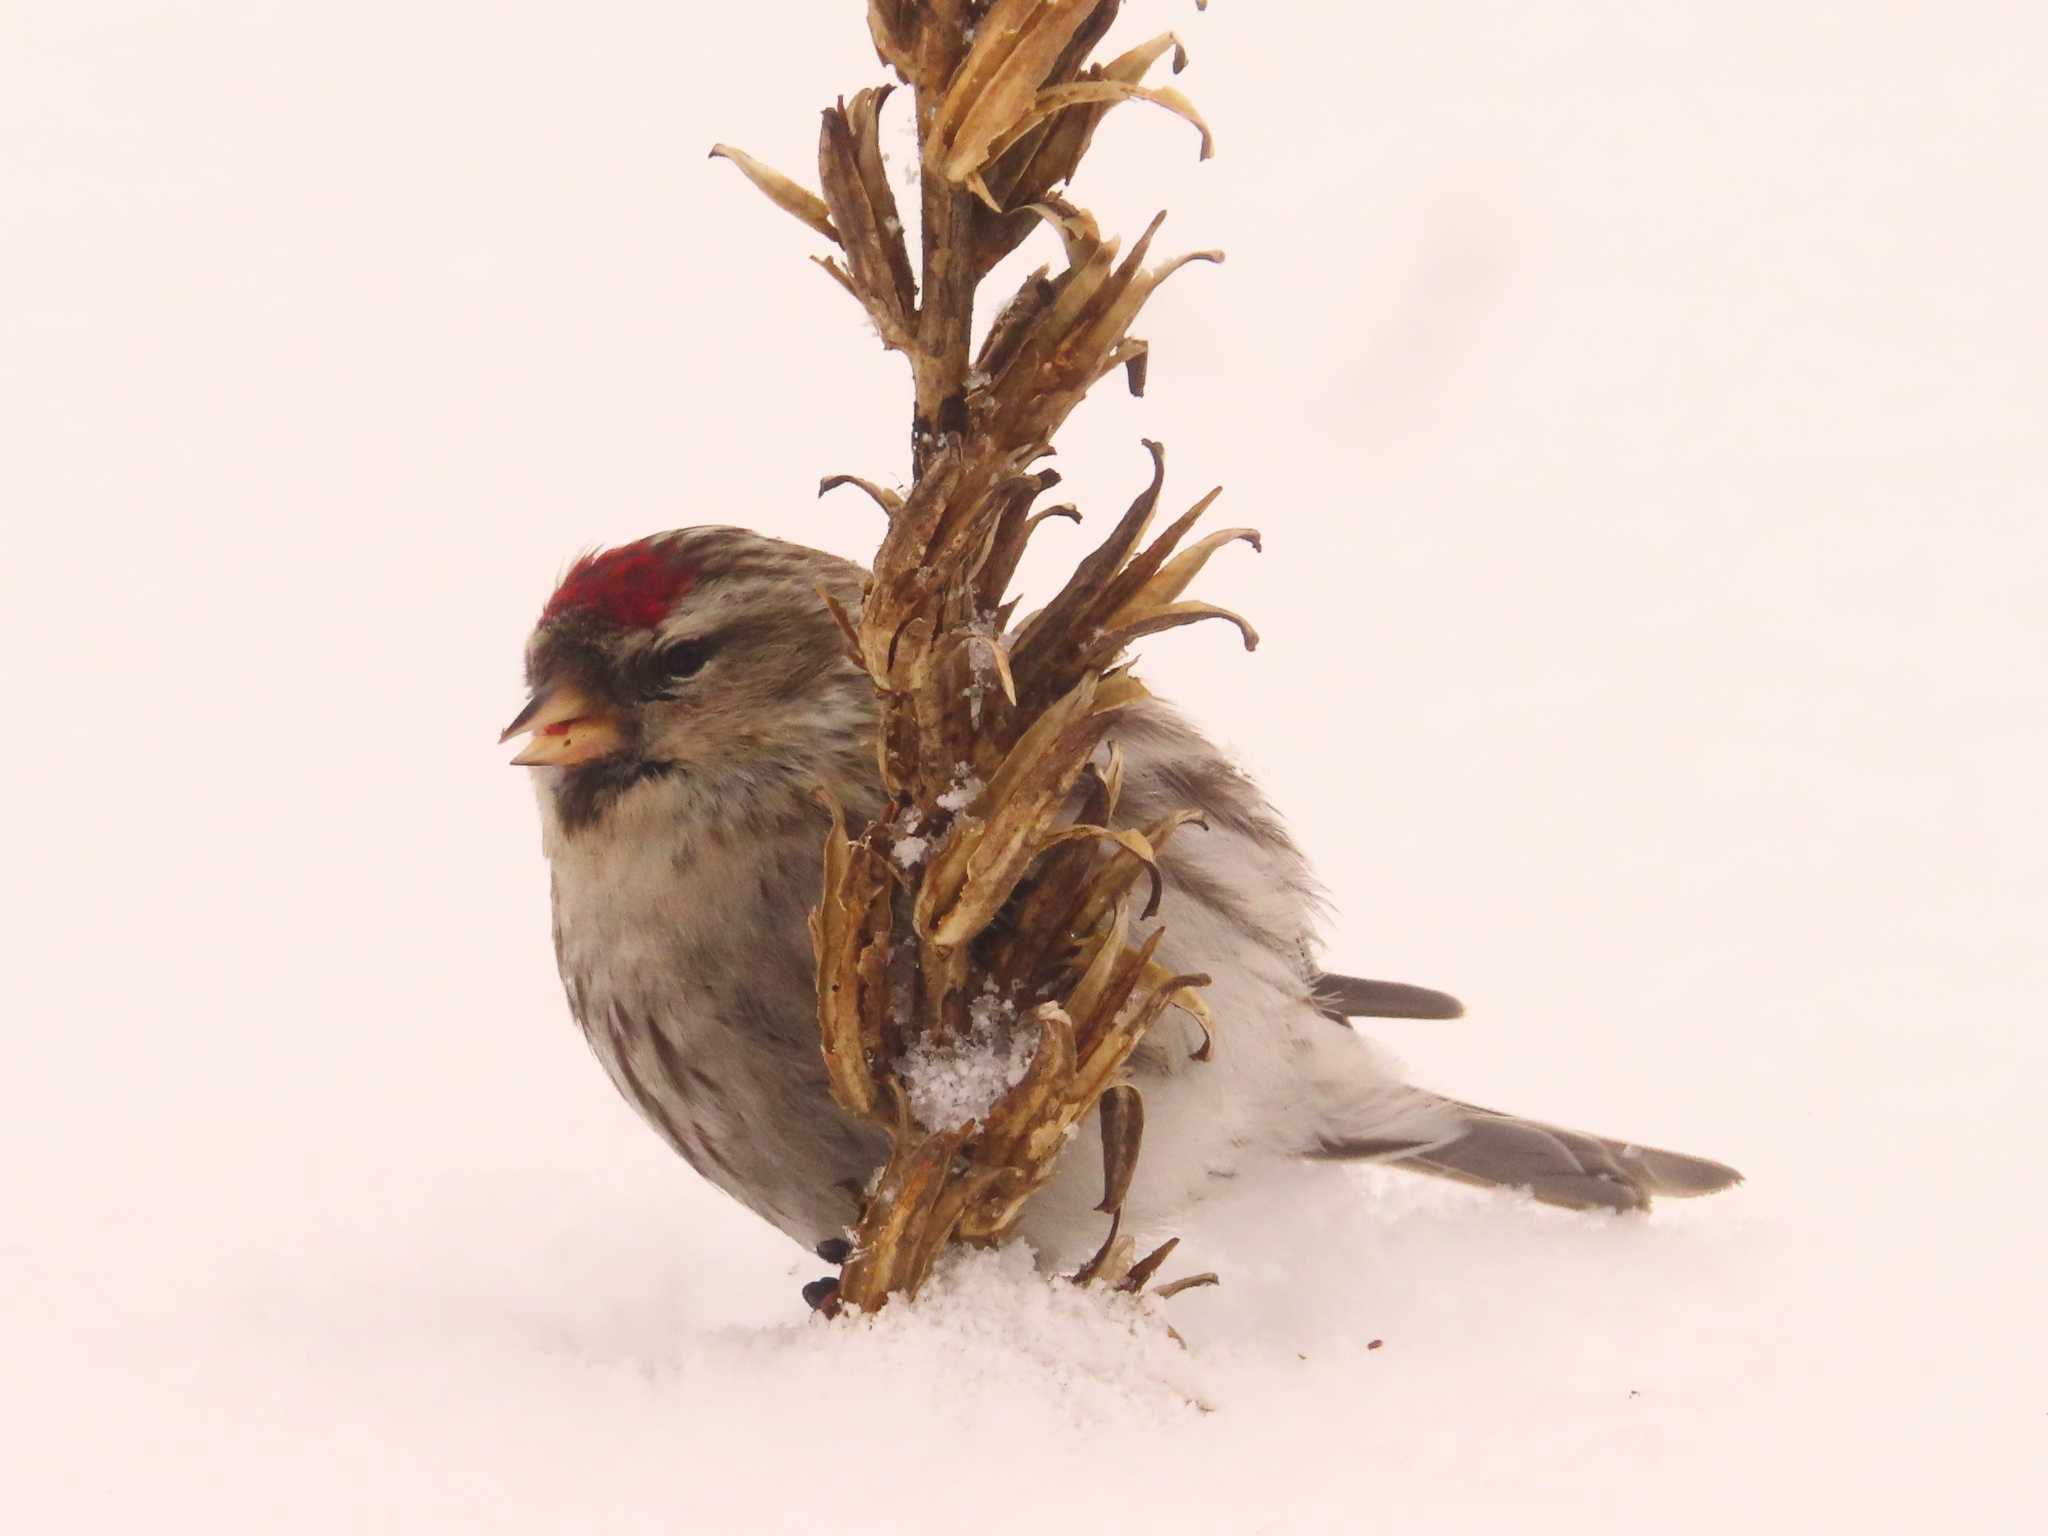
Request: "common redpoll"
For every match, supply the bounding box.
[504,527,1739,1261]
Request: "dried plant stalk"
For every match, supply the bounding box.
[722,0,1251,1313]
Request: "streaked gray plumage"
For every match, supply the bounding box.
[508,526,1739,1262]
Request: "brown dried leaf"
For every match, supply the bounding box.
[1035,207,1146,353]
[1103,598,1261,653]
[1125,522,1260,610]
[1095,1083,1144,1214]
[975,265,1059,386]
[1089,483,1222,628]
[1144,246,1229,289]
[916,672,1132,946]
[1040,823,1167,925]
[818,473,906,516]
[1017,197,1104,267]
[1072,1205,1126,1286]
[866,0,916,75]
[988,217,1218,455]
[983,78,1215,174]
[901,1159,1009,1290]
[1095,741,1127,821]
[969,498,1047,626]
[976,493,1075,619]
[1119,1235,1178,1293]
[1060,806,1205,937]
[709,144,840,244]
[1050,211,1179,381]
[811,254,862,302]
[976,0,1121,210]
[1077,930,1167,1064]
[981,824,1112,989]
[975,1003,1077,1166]
[845,87,918,319]
[1161,969,1217,1061]
[816,584,863,663]
[926,0,1102,192]
[839,1123,970,1302]
[1064,896,1135,1027]
[809,792,890,1120]
[1101,31,1188,84]
[1070,956,1190,1106]
[818,98,916,346]
[1122,340,1150,396]
[1008,439,1168,701]
[974,16,1191,265]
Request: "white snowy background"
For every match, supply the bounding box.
[5,2,2043,1530]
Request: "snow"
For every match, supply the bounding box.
[899,986,1035,1130]
[820,1243,1208,1411]
[5,2,2045,1532]
[937,776,984,813]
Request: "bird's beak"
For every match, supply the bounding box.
[500,682,624,767]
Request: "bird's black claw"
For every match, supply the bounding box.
[802,1276,841,1312]
[815,1236,852,1264]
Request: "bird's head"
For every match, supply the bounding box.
[503,527,872,834]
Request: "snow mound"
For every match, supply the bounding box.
[710,1243,1208,1424]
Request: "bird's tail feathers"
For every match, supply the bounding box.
[1319,1095,1742,1213]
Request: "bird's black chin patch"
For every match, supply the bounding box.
[553,755,680,834]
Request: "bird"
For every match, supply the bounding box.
[504,525,1740,1266]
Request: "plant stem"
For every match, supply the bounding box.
[911,90,978,477]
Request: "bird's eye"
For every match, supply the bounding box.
[647,639,714,692]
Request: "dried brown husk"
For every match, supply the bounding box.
[729,0,1244,1315]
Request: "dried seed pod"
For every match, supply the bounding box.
[809,792,897,1121]
[924,0,1104,195]
[818,93,918,347]
[729,0,1240,1314]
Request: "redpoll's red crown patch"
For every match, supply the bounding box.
[543,538,696,630]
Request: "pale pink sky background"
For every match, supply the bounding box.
[4,3,2043,1530]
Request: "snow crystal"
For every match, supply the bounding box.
[936,774,983,813]
[898,988,1034,1131]
[892,832,929,868]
